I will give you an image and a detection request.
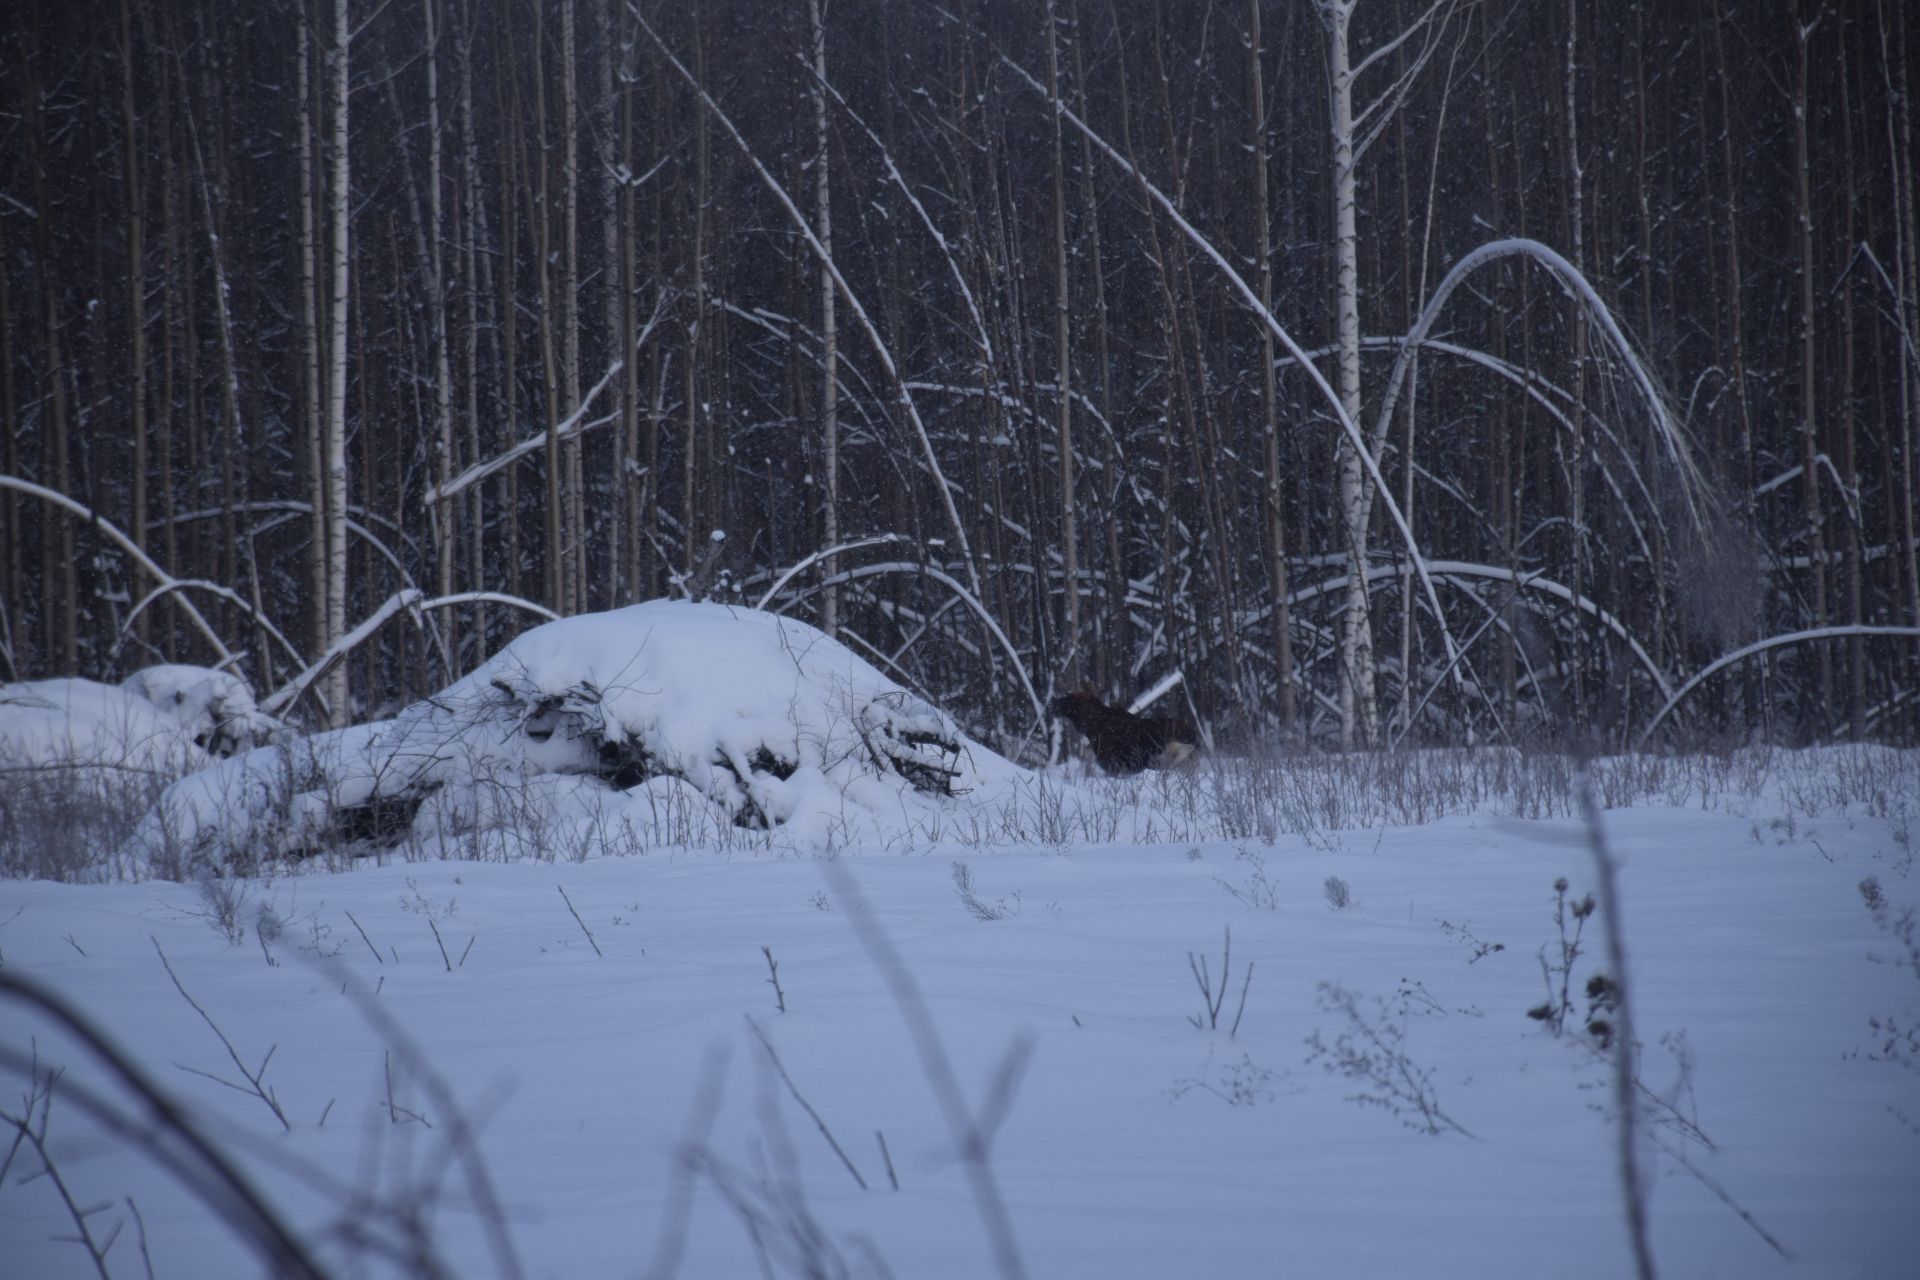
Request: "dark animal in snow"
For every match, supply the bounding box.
[1050,689,1200,776]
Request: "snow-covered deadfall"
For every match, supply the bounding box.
[116,601,1094,877]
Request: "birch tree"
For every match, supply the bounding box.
[1315,0,1458,747]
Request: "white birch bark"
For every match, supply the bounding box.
[1322,0,1378,748]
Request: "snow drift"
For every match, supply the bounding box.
[121,601,1068,876]
[1,665,280,782]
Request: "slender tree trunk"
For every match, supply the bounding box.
[424,0,457,661]
[1322,0,1376,747]
[1793,6,1832,725]
[561,0,585,616]
[534,11,565,613]
[324,0,353,721]
[297,16,326,673]
[1564,0,1590,734]
[1045,0,1078,683]
[1249,0,1293,731]
[1839,13,1864,737]
[811,0,840,637]
[119,0,149,646]
[458,0,489,644]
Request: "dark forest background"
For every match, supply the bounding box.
[2,0,1916,758]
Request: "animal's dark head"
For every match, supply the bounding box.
[1049,688,1107,728]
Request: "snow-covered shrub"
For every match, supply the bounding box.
[122,601,1064,877]
[0,677,209,880]
[1,677,210,780]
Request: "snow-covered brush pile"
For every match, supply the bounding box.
[0,666,285,881]
[121,601,1072,878]
[0,665,282,781]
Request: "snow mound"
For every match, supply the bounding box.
[122,664,284,757]
[123,601,1072,876]
[0,678,210,780]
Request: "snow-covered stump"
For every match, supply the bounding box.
[122,602,1064,878]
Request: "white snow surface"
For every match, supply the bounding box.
[2,746,1918,1277]
[120,601,1082,877]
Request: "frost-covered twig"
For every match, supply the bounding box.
[1305,982,1472,1138]
[761,946,785,1013]
[1186,927,1253,1036]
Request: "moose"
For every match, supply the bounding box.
[1049,688,1200,777]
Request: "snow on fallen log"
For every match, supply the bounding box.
[122,601,1095,878]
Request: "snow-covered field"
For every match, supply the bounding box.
[2,611,1916,1278]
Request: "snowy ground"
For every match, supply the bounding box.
[2,745,1916,1278]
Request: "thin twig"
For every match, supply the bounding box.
[875,1129,899,1191]
[643,1044,730,1280]
[1653,1134,1792,1259]
[0,972,328,1278]
[384,1049,430,1128]
[151,937,289,1131]
[744,1015,866,1189]
[557,885,603,958]
[425,916,452,972]
[1230,961,1255,1038]
[762,945,786,1013]
[127,1195,157,1280]
[344,909,384,964]
[2,1089,117,1280]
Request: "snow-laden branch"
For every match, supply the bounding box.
[414,592,560,624]
[0,474,235,667]
[1281,557,1669,700]
[994,48,1469,701]
[1127,669,1184,717]
[1637,626,1920,747]
[161,500,421,575]
[1370,238,1711,534]
[776,559,1048,735]
[426,357,629,507]
[755,534,906,610]
[633,7,983,605]
[261,589,427,718]
[118,580,305,675]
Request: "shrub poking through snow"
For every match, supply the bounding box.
[121,601,1040,876]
